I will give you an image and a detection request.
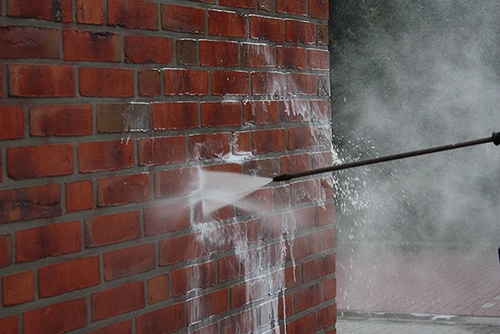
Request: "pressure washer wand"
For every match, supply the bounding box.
[272,131,500,182]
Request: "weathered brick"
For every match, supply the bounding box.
[15,221,81,263]
[189,133,231,160]
[316,23,329,45]
[172,262,216,296]
[200,40,239,67]
[0,26,59,58]
[161,4,205,34]
[147,274,169,304]
[125,35,173,64]
[164,69,209,96]
[152,102,199,130]
[177,39,198,65]
[23,298,87,334]
[243,100,278,125]
[0,234,12,269]
[0,316,18,333]
[285,19,315,44]
[277,0,306,15]
[2,270,34,306]
[309,49,329,70]
[38,256,100,297]
[287,72,317,95]
[252,128,286,154]
[281,153,310,176]
[79,67,134,97]
[201,101,241,127]
[139,69,161,96]
[87,321,133,334]
[258,0,274,11]
[91,281,144,320]
[249,15,284,42]
[96,103,151,132]
[277,46,307,69]
[138,136,186,166]
[103,243,156,281]
[63,29,121,61]
[144,202,191,236]
[78,140,134,172]
[280,99,310,122]
[85,211,141,247]
[7,0,72,22]
[66,180,94,212]
[241,43,276,68]
[0,105,24,140]
[136,303,185,334]
[30,104,93,136]
[288,126,315,150]
[211,71,249,96]
[232,131,251,154]
[187,288,228,323]
[0,184,61,224]
[159,234,203,266]
[8,64,75,97]
[97,173,151,207]
[7,144,74,180]
[76,0,104,24]
[208,10,247,37]
[251,71,286,97]
[108,0,159,30]
[309,0,329,20]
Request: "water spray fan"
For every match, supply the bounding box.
[272,131,500,182]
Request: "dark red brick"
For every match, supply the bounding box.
[177,39,198,65]
[161,4,205,33]
[201,101,242,127]
[78,140,134,172]
[317,303,337,330]
[249,15,284,42]
[108,0,159,30]
[0,26,59,58]
[200,40,239,67]
[136,303,185,334]
[103,243,156,281]
[66,180,94,212]
[309,0,329,19]
[152,102,199,130]
[208,9,247,37]
[251,71,286,97]
[7,0,72,22]
[288,126,315,150]
[211,71,249,95]
[287,72,317,95]
[63,29,121,61]
[187,289,228,322]
[285,19,315,44]
[277,46,307,69]
[139,136,186,166]
[0,105,24,140]
[97,173,151,207]
[164,69,209,96]
[0,316,18,333]
[277,0,306,15]
[2,270,34,306]
[79,67,134,97]
[138,69,161,96]
[8,64,75,97]
[30,104,93,136]
[220,0,256,8]
[76,0,104,24]
[125,35,173,64]
[85,211,141,247]
[252,129,286,154]
[147,274,169,304]
[0,234,12,268]
[91,281,144,321]
[309,49,330,69]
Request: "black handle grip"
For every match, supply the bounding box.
[493,132,500,146]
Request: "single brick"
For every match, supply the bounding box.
[2,270,34,306]
[277,0,306,15]
[147,274,169,304]
[38,256,100,297]
[316,23,329,45]
[87,321,133,334]
[243,100,278,125]
[76,0,104,24]
[277,46,307,69]
[252,129,286,154]
[164,68,209,96]
[78,140,134,172]
[138,69,161,96]
[30,104,93,136]
[309,49,329,70]
[295,283,322,313]
[96,103,151,133]
[285,19,315,44]
[66,180,94,212]
[63,29,121,61]
[79,67,134,97]
[189,133,231,160]
[23,298,87,334]
[108,0,159,30]
[286,312,316,334]
[317,252,336,277]
[7,144,74,180]
[241,43,276,68]
[153,168,198,198]
[171,262,216,297]
[91,281,145,320]
[309,0,329,19]
[293,230,322,260]
[249,15,284,43]
[159,234,203,266]
[138,136,186,166]
[7,0,72,22]
[125,35,173,64]
[318,74,331,96]
[0,26,59,58]
[258,0,274,11]
[0,184,61,224]
[103,243,156,281]
[176,39,198,65]
[288,126,315,150]
[208,9,247,37]
[152,102,199,130]
[85,211,141,247]
[287,73,317,96]
[187,288,228,323]
[201,101,242,127]
[0,234,12,268]
[97,173,151,207]
[280,99,310,122]
[0,105,24,140]
[136,303,185,334]
[211,71,249,96]
[15,221,81,263]
[143,202,191,236]
[161,4,205,34]
[232,131,251,155]
[8,64,75,97]
[200,40,239,67]
[0,316,18,333]
[251,71,286,97]
[324,277,336,300]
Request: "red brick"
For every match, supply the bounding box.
[153,168,198,198]
[39,256,100,297]
[324,277,336,300]
[189,133,231,160]
[243,100,278,125]
[88,320,132,334]
[317,252,336,277]
[103,243,156,281]
[7,0,72,22]
[7,144,74,180]
[220,0,256,8]
[218,254,244,283]
[159,234,203,266]
[310,99,332,121]
[63,29,120,61]
[23,298,87,334]
[15,221,81,263]
[2,270,34,306]
[171,262,216,297]
[0,316,18,334]
[136,303,185,334]
[187,289,228,322]
[164,68,209,96]
[280,99,310,122]
[30,104,93,136]
[277,46,307,69]
[0,66,2,98]
[287,72,317,95]
[286,19,315,44]
[143,202,191,236]
[8,64,75,97]
[161,4,205,34]
[138,69,161,96]
[293,231,322,260]
[0,105,24,140]
[76,0,104,24]
[317,202,334,226]
[208,9,247,37]
[230,278,268,310]
[211,71,249,96]
[152,102,199,130]
[302,259,317,283]
[0,234,12,269]
[200,40,239,67]
[248,215,282,243]
[309,0,329,19]
[295,283,322,312]
[139,136,186,166]
[286,312,316,334]
[0,184,61,224]
[0,26,59,58]
[125,35,173,64]
[97,173,151,206]
[241,43,276,68]
[277,0,306,15]
[91,281,144,321]
[288,126,315,150]
[251,71,286,97]
[78,140,134,172]
[147,274,169,304]
[66,180,94,212]
[201,101,241,127]
[249,15,284,42]
[108,0,159,30]
[85,211,140,247]
[79,67,134,97]
[252,128,286,154]
[291,178,321,204]
[317,303,337,330]
[309,49,329,69]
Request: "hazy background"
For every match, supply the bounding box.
[329,0,500,246]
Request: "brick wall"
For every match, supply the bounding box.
[0,0,335,333]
